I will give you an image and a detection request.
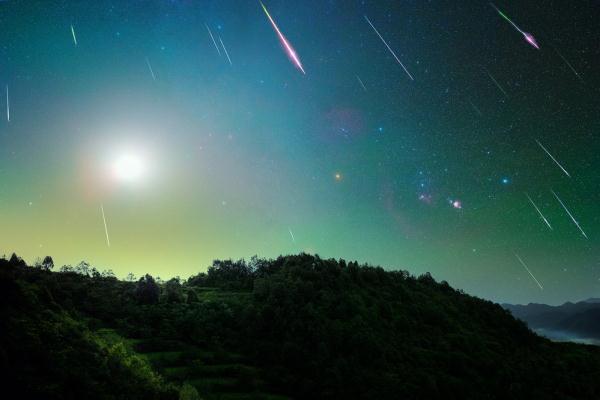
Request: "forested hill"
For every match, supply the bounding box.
[2,253,600,399]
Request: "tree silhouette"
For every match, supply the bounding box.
[135,274,160,304]
[8,253,26,267]
[164,277,184,303]
[41,256,54,271]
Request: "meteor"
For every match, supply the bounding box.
[535,139,570,178]
[260,1,305,74]
[145,57,156,81]
[554,47,583,82]
[468,100,482,117]
[219,36,233,66]
[288,227,295,243]
[514,253,543,290]
[5,85,9,122]
[205,24,221,56]
[70,24,78,46]
[364,15,414,81]
[490,3,539,49]
[356,75,367,92]
[100,204,111,247]
[525,193,552,230]
[484,69,508,98]
[551,190,588,239]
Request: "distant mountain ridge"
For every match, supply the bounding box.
[504,298,600,344]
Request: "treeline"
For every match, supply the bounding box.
[2,252,600,399]
[0,254,177,399]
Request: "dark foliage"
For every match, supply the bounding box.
[2,253,600,399]
[136,274,160,305]
[0,257,176,399]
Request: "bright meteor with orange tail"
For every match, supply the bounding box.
[260,1,305,74]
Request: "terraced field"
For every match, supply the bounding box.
[96,328,288,400]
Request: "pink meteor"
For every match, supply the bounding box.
[260,1,305,74]
[523,33,540,50]
[490,3,539,50]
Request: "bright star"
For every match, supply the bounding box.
[450,199,462,209]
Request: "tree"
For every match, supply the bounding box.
[9,253,26,267]
[186,289,199,304]
[164,277,184,303]
[205,259,254,290]
[186,272,207,286]
[101,269,116,279]
[59,265,74,273]
[75,261,91,276]
[41,256,54,271]
[179,383,201,400]
[135,274,160,304]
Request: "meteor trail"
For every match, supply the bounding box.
[288,227,295,243]
[490,3,539,49]
[145,57,156,81]
[514,253,543,290]
[364,15,414,81]
[219,36,233,66]
[205,24,221,56]
[70,25,78,46]
[5,85,9,122]
[551,190,588,239]
[356,75,367,92]
[260,1,305,74]
[100,204,111,247]
[535,139,570,178]
[554,48,583,81]
[484,69,508,98]
[468,100,482,116]
[525,193,552,230]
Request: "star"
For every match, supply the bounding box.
[450,199,462,209]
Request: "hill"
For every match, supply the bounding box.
[505,299,600,344]
[2,253,600,399]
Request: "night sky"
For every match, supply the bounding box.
[0,0,598,304]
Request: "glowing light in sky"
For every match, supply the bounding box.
[112,153,145,183]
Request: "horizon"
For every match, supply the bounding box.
[1,0,598,306]
[3,250,597,307]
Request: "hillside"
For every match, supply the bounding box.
[2,253,600,399]
[505,300,600,344]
